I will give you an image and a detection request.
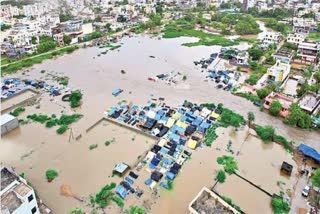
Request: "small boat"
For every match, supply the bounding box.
[149,56,155,58]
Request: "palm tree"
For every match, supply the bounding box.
[247,112,255,128]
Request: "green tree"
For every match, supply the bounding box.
[63,34,72,45]
[125,206,146,214]
[60,13,73,22]
[69,208,85,214]
[285,103,312,129]
[69,90,82,108]
[256,88,270,99]
[31,36,37,44]
[247,112,255,128]
[256,125,275,142]
[248,48,264,61]
[314,72,320,83]
[216,170,226,183]
[271,196,290,214]
[269,100,282,116]
[37,36,57,53]
[311,169,320,210]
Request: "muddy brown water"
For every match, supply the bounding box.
[1,35,318,213]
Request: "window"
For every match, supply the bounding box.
[31,206,37,214]
[28,194,34,202]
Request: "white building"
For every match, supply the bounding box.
[286,33,306,45]
[261,32,282,47]
[1,167,40,214]
[22,3,54,17]
[1,114,19,136]
[0,5,20,20]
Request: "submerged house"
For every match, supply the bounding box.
[264,92,294,117]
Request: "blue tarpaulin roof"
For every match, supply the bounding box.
[151,157,160,166]
[168,133,180,142]
[171,125,185,134]
[298,144,320,162]
[112,88,123,96]
[163,157,173,165]
[145,178,152,185]
[166,172,176,180]
[115,185,128,199]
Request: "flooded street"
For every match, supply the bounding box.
[1,35,319,213]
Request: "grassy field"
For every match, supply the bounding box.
[308,32,320,41]
[163,29,240,47]
[1,46,79,75]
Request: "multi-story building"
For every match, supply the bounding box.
[261,32,282,47]
[1,166,40,214]
[297,42,320,64]
[286,33,306,45]
[0,4,20,20]
[298,92,320,115]
[22,3,56,17]
[293,17,318,34]
[266,61,291,83]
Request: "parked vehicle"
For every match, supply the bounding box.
[302,186,310,197]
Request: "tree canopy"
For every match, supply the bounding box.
[269,100,282,116]
[285,103,312,129]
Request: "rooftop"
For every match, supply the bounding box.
[1,167,18,191]
[1,191,22,213]
[1,114,17,126]
[298,92,320,112]
[189,187,240,214]
[13,182,31,197]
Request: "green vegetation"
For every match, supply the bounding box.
[201,103,216,110]
[63,34,72,45]
[136,13,162,32]
[167,180,174,191]
[45,169,58,180]
[248,47,264,61]
[2,46,79,74]
[256,88,270,99]
[269,100,282,116]
[163,27,239,47]
[69,90,83,108]
[37,36,58,54]
[1,24,11,31]
[220,108,246,128]
[112,196,124,208]
[79,32,103,42]
[27,113,82,134]
[60,13,73,22]
[182,75,187,81]
[204,123,220,146]
[246,64,268,85]
[100,43,121,50]
[271,196,290,214]
[311,169,320,188]
[248,7,293,20]
[92,182,117,208]
[125,206,146,214]
[274,135,294,154]
[284,103,312,129]
[10,107,25,117]
[211,13,261,35]
[263,18,290,35]
[281,42,298,51]
[221,196,243,213]
[296,82,320,98]
[89,144,98,150]
[56,125,68,134]
[69,208,85,214]
[234,92,261,102]
[216,170,226,183]
[256,125,275,142]
[105,140,111,146]
[217,155,238,174]
[308,32,320,41]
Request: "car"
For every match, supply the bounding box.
[302,186,310,197]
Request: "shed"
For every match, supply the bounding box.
[113,163,129,176]
[1,114,19,136]
[151,171,163,182]
[280,161,293,176]
[298,144,320,163]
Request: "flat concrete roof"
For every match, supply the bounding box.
[1,114,17,126]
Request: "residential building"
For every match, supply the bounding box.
[298,92,320,114]
[297,42,320,64]
[273,49,294,64]
[0,4,19,20]
[293,17,318,34]
[261,32,282,47]
[189,187,240,214]
[266,61,291,83]
[1,166,40,214]
[22,3,55,17]
[264,92,294,117]
[286,33,306,45]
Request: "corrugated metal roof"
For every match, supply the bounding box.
[1,114,17,126]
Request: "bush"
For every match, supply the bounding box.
[217,155,238,174]
[105,141,111,146]
[10,107,25,116]
[220,109,246,128]
[167,180,174,190]
[94,182,116,208]
[69,208,85,214]
[69,90,82,108]
[256,125,275,142]
[46,169,58,180]
[56,125,68,134]
[269,100,282,116]
[201,103,216,110]
[112,196,124,207]
[256,88,270,99]
[89,144,98,150]
[274,135,293,154]
[272,196,290,214]
[216,170,226,183]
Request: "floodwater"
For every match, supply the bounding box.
[1,90,37,112]
[1,118,155,213]
[3,35,318,149]
[1,35,319,213]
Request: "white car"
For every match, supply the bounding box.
[302,186,310,197]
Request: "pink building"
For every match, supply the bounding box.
[264,92,294,117]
